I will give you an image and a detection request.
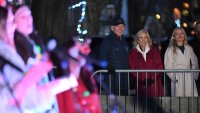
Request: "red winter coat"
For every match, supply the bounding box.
[129,46,163,96]
[56,78,102,113]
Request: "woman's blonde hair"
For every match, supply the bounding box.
[168,27,188,53]
[133,29,152,48]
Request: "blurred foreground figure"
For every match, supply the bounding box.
[13,5,46,65]
[0,0,6,7]
[76,37,92,56]
[0,6,78,113]
[56,39,102,113]
[13,5,58,112]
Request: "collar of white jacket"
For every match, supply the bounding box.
[136,44,150,62]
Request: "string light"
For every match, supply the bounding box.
[155,14,161,20]
[68,1,88,35]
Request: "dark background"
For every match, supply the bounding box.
[19,0,200,44]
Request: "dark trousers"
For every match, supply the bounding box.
[103,72,132,96]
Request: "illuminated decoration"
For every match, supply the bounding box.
[183,2,190,9]
[36,45,42,53]
[155,14,161,20]
[175,19,181,27]
[99,60,108,68]
[86,63,94,72]
[33,45,43,60]
[182,9,189,16]
[182,22,188,28]
[194,21,199,27]
[47,38,57,51]
[191,30,195,35]
[173,8,181,15]
[194,21,197,26]
[83,90,90,97]
[173,8,181,20]
[182,2,190,16]
[78,38,84,42]
[68,1,88,35]
[61,60,68,70]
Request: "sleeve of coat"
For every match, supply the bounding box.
[190,47,199,80]
[129,50,137,79]
[154,48,164,70]
[164,48,176,81]
[150,47,164,79]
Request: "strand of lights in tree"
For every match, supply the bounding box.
[68,1,87,35]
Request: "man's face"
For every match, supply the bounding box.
[111,24,125,37]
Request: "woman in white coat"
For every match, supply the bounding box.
[164,27,199,97]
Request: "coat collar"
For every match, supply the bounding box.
[136,44,150,62]
[110,31,124,40]
[136,44,150,54]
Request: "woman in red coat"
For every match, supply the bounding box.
[56,39,102,113]
[129,29,163,97]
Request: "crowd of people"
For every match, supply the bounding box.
[99,16,200,97]
[0,2,200,113]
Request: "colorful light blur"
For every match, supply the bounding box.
[183,2,190,9]
[155,14,161,20]
[182,22,188,28]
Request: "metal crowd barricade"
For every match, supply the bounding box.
[92,69,200,113]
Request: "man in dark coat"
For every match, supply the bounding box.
[99,17,129,95]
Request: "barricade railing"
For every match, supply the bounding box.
[92,69,200,113]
